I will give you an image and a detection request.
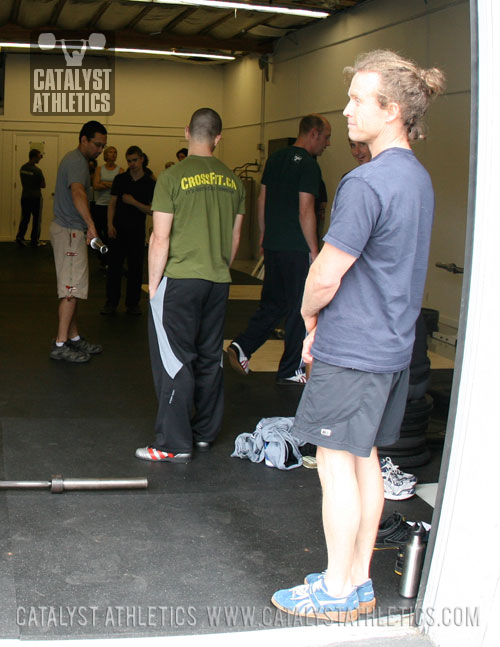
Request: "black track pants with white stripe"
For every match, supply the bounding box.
[149,276,229,453]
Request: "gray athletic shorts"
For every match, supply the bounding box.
[292,360,410,457]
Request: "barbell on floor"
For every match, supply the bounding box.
[0,475,148,493]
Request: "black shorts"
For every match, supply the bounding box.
[292,360,409,457]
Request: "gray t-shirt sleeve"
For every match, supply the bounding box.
[66,154,89,188]
[324,177,381,258]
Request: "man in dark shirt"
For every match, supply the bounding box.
[101,146,155,315]
[16,149,46,247]
[227,114,331,384]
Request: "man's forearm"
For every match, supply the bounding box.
[107,200,116,228]
[257,185,266,247]
[230,214,244,265]
[301,268,340,323]
[72,187,95,232]
[123,194,152,215]
[132,199,152,215]
[148,232,169,296]
[299,208,319,258]
[301,243,357,321]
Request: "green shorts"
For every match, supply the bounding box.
[292,360,409,457]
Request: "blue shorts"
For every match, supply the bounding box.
[292,360,409,457]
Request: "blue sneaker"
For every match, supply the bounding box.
[304,573,376,614]
[271,579,359,622]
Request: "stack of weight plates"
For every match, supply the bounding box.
[378,394,433,468]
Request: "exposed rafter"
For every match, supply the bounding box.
[161,7,199,33]
[49,0,68,26]
[196,11,235,36]
[10,0,21,24]
[88,0,113,28]
[125,5,156,30]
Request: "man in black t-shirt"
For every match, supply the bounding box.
[101,146,155,315]
[16,149,46,247]
[227,114,331,384]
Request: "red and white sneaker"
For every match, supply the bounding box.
[135,447,191,463]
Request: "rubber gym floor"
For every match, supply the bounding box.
[0,242,448,640]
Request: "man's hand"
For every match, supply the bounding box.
[86,224,98,245]
[259,232,265,257]
[108,224,117,239]
[302,323,317,364]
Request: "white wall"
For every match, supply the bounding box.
[421,2,500,645]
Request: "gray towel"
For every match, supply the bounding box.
[231,416,305,470]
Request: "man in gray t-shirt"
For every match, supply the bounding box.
[49,121,107,363]
[271,51,445,621]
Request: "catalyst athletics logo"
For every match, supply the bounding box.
[30,30,115,116]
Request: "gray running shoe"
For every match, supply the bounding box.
[50,341,90,363]
[67,337,102,355]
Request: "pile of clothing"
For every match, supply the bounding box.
[231,416,305,470]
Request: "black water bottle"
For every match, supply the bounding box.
[399,522,427,598]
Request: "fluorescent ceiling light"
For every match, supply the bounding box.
[0,42,30,48]
[0,42,235,60]
[128,0,330,19]
[113,46,234,59]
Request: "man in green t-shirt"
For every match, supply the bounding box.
[136,108,245,464]
[228,114,331,384]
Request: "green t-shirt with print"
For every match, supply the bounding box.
[152,155,246,283]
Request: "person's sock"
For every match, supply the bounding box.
[70,335,81,342]
[55,341,65,347]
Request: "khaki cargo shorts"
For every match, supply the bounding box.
[50,221,89,299]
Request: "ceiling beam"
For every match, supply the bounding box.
[125,5,155,29]
[88,0,113,28]
[228,14,270,38]
[0,23,274,54]
[196,11,235,35]
[50,0,69,25]
[331,1,358,7]
[119,26,273,53]
[161,6,199,33]
[10,0,22,23]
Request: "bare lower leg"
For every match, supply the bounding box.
[317,446,360,597]
[56,297,79,343]
[351,447,384,585]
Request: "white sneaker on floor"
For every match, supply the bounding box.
[383,470,416,500]
[380,456,417,484]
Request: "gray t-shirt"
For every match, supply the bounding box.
[313,147,434,373]
[53,148,91,230]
